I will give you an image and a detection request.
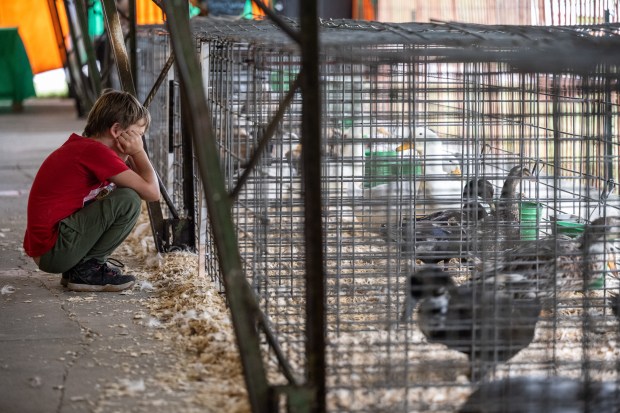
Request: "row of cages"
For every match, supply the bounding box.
[137,19,620,412]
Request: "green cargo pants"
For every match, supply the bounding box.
[38,188,141,274]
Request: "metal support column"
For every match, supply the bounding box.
[299,1,326,412]
[162,1,271,412]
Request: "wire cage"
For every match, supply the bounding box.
[136,26,200,250]
[176,17,620,412]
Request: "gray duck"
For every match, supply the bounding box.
[464,165,533,257]
[383,178,494,264]
[401,265,541,381]
[459,376,620,413]
[477,216,620,308]
[411,166,532,264]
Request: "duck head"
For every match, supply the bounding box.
[401,265,454,322]
[395,127,440,154]
[500,166,533,201]
[463,178,495,205]
[505,165,532,182]
[463,200,490,221]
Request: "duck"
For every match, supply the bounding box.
[459,376,619,413]
[476,216,620,308]
[411,128,465,215]
[401,265,541,381]
[464,165,533,258]
[417,178,495,224]
[381,177,495,264]
[581,216,620,277]
[395,166,530,264]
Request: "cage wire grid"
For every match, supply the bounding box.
[137,28,202,250]
[138,18,620,412]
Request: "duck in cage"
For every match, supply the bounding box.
[400,215,620,381]
[383,164,534,264]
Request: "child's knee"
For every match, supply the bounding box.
[112,188,142,214]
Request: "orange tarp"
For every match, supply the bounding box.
[0,0,67,74]
[136,0,165,25]
[251,0,272,18]
[0,0,165,75]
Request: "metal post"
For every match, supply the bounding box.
[100,0,135,94]
[128,0,137,85]
[73,0,102,96]
[299,2,326,412]
[162,1,271,412]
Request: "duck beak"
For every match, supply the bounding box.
[607,259,618,274]
[396,142,413,152]
[524,168,535,179]
[451,167,462,176]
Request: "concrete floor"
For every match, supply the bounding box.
[0,98,207,413]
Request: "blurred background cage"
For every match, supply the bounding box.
[139,16,620,412]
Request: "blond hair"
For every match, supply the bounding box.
[83,89,151,137]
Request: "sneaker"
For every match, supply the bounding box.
[66,259,135,292]
[61,258,125,288]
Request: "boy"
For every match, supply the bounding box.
[23,89,160,292]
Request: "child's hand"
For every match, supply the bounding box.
[115,129,145,156]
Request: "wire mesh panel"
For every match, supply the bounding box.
[136,26,199,249]
[378,0,620,25]
[136,27,171,192]
[191,18,620,412]
[198,27,308,376]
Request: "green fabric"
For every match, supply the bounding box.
[243,0,253,18]
[38,188,141,274]
[87,1,105,38]
[0,28,36,101]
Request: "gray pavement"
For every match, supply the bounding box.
[0,99,205,413]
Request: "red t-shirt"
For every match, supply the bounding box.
[23,133,129,257]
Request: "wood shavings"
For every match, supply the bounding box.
[138,280,155,291]
[145,317,162,328]
[115,208,251,413]
[117,378,146,394]
[1,285,16,295]
[145,252,164,269]
[66,295,97,302]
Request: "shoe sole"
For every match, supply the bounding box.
[67,281,135,292]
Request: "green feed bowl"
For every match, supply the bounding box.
[549,214,586,238]
[519,202,543,240]
[556,219,586,237]
[363,150,422,188]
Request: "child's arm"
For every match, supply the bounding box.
[108,130,160,201]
